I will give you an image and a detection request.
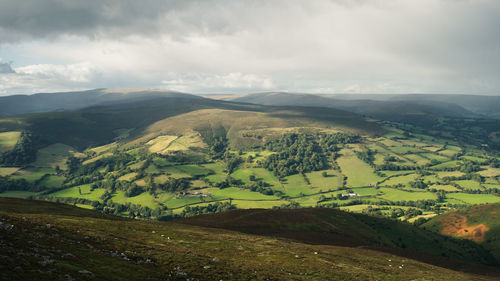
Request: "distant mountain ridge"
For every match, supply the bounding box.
[0,88,199,117]
[231,92,480,122]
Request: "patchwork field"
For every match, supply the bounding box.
[1,112,500,224]
[0,131,20,152]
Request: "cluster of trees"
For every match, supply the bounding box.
[0,176,32,193]
[68,153,135,177]
[181,201,235,217]
[409,178,428,189]
[377,164,416,171]
[390,207,422,219]
[157,178,191,192]
[0,131,37,166]
[198,126,228,159]
[318,133,360,151]
[355,149,375,166]
[245,177,282,196]
[459,161,481,173]
[264,134,328,177]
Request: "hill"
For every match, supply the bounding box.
[0,88,197,118]
[0,197,498,280]
[329,94,500,119]
[1,90,500,227]
[0,95,380,150]
[424,203,500,261]
[179,208,498,271]
[232,92,478,121]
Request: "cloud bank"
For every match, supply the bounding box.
[0,0,499,95]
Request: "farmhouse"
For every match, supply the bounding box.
[342,193,360,198]
[178,191,209,198]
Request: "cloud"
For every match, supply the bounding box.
[0,62,101,94]
[0,59,14,73]
[161,72,274,93]
[0,0,499,95]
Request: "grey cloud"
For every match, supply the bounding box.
[0,61,14,73]
[0,0,499,94]
[0,0,255,42]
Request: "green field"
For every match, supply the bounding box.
[10,167,54,182]
[231,167,282,190]
[39,175,66,188]
[305,170,343,190]
[429,184,460,191]
[282,174,314,197]
[110,191,159,209]
[382,174,417,187]
[337,149,382,187]
[0,167,19,176]
[51,185,105,202]
[454,180,482,190]
[377,187,437,201]
[0,191,38,198]
[33,143,80,169]
[208,187,280,201]
[429,160,461,170]
[0,131,20,152]
[447,193,500,204]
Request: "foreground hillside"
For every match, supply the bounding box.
[0,198,498,280]
[425,202,500,261]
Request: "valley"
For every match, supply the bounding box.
[0,92,499,225]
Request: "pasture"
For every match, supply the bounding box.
[51,185,105,202]
[377,187,437,201]
[447,193,500,204]
[0,131,20,152]
[337,149,382,187]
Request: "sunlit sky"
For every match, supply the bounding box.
[0,0,499,95]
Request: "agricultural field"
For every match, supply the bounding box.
[0,131,20,152]
[2,111,500,224]
[337,148,382,187]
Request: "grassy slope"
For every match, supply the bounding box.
[424,203,500,261]
[0,198,497,281]
[180,208,498,269]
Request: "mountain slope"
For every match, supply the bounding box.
[0,198,498,280]
[0,88,198,117]
[330,94,500,118]
[180,208,498,270]
[0,95,382,150]
[232,92,478,122]
[424,203,500,261]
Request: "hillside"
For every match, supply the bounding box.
[424,203,500,261]
[0,88,196,118]
[180,208,498,268]
[329,94,500,119]
[232,92,477,121]
[232,92,500,149]
[0,198,498,280]
[0,95,379,150]
[1,90,500,227]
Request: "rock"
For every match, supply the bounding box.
[38,257,54,267]
[78,269,93,277]
[62,253,75,259]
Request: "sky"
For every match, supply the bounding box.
[0,0,499,95]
